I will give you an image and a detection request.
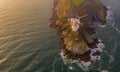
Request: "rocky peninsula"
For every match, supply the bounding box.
[50,0,107,67]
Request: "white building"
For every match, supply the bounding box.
[70,18,80,32]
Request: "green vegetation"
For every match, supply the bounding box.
[73,0,85,7]
[55,0,71,17]
[55,0,85,18]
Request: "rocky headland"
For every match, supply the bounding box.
[49,0,107,66]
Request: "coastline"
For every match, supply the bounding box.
[49,0,107,66]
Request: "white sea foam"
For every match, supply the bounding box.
[90,48,98,53]
[98,39,102,42]
[60,50,66,59]
[106,6,115,26]
[60,51,91,71]
[100,70,109,72]
[94,22,107,28]
[100,25,107,28]
[71,60,79,63]
[97,48,103,52]
[113,26,120,33]
[97,43,105,49]
[77,62,90,71]
[81,61,92,68]
[90,53,101,62]
[90,43,104,53]
[68,66,74,70]
[104,49,115,62]
[90,47,103,53]
[106,6,120,33]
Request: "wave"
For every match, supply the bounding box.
[100,70,109,72]
[106,6,120,33]
[98,5,117,71]
[60,52,89,71]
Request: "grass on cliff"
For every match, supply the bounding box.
[73,0,85,7]
[56,0,85,17]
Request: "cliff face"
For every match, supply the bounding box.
[50,0,107,63]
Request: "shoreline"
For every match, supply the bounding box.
[50,0,107,64]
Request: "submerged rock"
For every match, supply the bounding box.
[50,0,107,66]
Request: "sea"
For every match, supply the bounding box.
[0,0,120,72]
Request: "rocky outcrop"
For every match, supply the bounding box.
[50,0,107,64]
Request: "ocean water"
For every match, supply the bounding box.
[0,0,120,72]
